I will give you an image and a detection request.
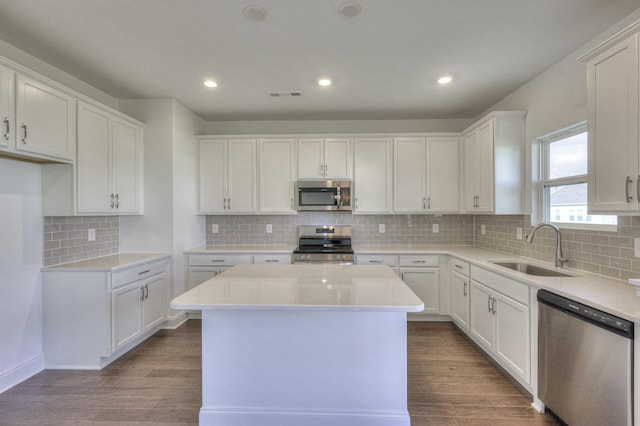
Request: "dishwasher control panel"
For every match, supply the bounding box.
[538,290,633,337]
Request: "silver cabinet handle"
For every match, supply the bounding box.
[454,264,463,270]
[210,259,225,263]
[291,197,294,209]
[3,117,8,140]
[20,123,27,143]
[355,197,358,209]
[140,286,145,301]
[138,269,150,275]
[626,176,633,202]
[144,284,149,299]
[463,281,467,296]
[487,296,493,313]
[369,260,383,264]
[636,176,640,203]
[423,197,426,209]
[223,198,228,210]
[324,164,328,175]
[492,297,497,315]
[412,260,427,264]
[427,197,431,209]
[265,259,279,263]
[318,164,323,175]
[110,193,115,208]
[114,193,119,209]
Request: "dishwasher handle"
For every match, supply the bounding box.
[537,289,633,339]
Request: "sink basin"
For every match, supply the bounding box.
[490,261,575,277]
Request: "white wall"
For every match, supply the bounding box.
[0,158,44,392]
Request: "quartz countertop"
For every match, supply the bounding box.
[184,245,295,254]
[171,264,424,312]
[42,253,170,272]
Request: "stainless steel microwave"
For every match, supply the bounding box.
[295,180,352,211]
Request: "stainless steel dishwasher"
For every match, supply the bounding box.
[538,289,634,426]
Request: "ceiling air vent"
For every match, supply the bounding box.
[269,91,302,97]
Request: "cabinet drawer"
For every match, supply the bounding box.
[112,260,167,289]
[188,253,252,266]
[399,255,438,267]
[470,265,529,305]
[451,258,470,276]
[253,254,291,264]
[356,254,397,266]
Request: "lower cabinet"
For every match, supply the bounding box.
[42,256,170,369]
[185,253,253,291]
[399,255,440,316]
[469,266,530,387]
[451,258,470,331]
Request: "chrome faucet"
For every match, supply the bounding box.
[525,222,568,268]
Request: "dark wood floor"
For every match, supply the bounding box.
[0,320,559,425]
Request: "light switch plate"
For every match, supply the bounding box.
[432,224,439,233]
[379,224,385,233]
[480,224,486,235]
[212,224,219,233]
[516,227,523,240]
[266,224,273,233]
[88,228,96,242]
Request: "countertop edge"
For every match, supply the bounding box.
[42,253,171,272]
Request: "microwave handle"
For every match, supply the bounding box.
[336,186,342,208]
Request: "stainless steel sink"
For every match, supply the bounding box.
[490,261,575,277]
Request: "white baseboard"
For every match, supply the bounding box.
[163,311,189,329]
[0,355,44,394]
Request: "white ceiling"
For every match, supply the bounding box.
[0,0,637,121]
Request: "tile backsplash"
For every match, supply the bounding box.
[44,216,119,266]
[205,213,474,246]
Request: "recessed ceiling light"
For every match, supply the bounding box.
[318,79,332,87]
[204,80,218,88]
[338,2,362,18]
[243,5,267,21]
[438,75,453,85]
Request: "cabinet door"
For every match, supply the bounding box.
[200,139,227,212]
[77,102,112,213]
[462,130,478,212]
[469,280,494,350]
[112,282,143,352]
[15,74,76,161]
[353,138,392,213]
[495,295,530,383]
[228,139,256,212]
[298,138,324,178]
[187,268,219,291]
[451,271,469,330]
[112,117,142,214]
[587,33,639,212]
[142,273,166,332]
[324,138,351,179]
[427,137,459,212]
[475,120,494,212]
[400,267,439,314]
[0,65,12,149]
[259,139,296,213]
[394,137,426,212]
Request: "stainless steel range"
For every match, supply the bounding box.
[292,225,354,265]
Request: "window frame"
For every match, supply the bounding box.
[539,122,617,231]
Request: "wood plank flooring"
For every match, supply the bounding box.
[0,320,559,425]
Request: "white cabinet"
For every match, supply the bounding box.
[42,256,170,369]
[200,138,257,213]
[469,266,530,386]
[253,254,291,264]
[76,101,143,214]
[15,73,76,162]
[185,253,253,291]
[353,137,393,213]
[579,30,640,213]
[394,136,459,213]
[451,258,470,331]
[398,255,440,316]
[0,64,13,150]
[462,112,525,214]
[258,138,296,213]
[298,137,351,179]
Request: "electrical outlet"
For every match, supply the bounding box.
[88,229,96,242]
[379,224,385,233]
[432,224,439,233]
[635,238,640,257]
[212,224,219,233]
[266,224,273,233]
[516,227,523,240]
[480,224,486,235]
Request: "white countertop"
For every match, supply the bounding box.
[42,253,170,272]
[184,245,295,254]
[171,264,424,312]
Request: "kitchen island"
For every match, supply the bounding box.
[170,264,423,426]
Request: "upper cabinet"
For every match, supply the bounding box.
[298,137,351,179]
[258,138,296,213]
[393,136,459,213]
[578,23,640,214]
[15,74,76,162]
[76,101,143,214]
[353,137,393,214]
[200,138,257,214]
[0,64,13,150]
[462,112,526,214]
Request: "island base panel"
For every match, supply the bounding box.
[199,309,411,426]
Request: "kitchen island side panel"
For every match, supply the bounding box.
[200,309,410,426]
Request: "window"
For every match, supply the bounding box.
[541,123,617,229]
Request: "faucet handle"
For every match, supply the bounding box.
[556,257,569,268]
